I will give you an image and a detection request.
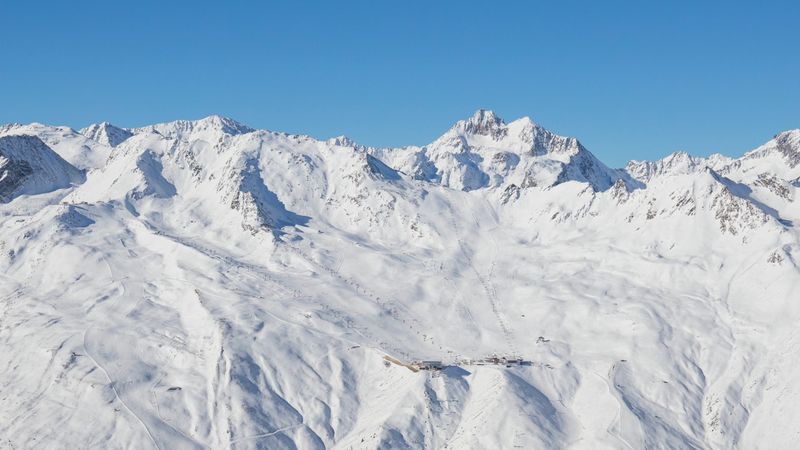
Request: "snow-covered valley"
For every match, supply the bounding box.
[1,111,798,449]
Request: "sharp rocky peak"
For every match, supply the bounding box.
[328,135,359,148]
[453,109,507,138]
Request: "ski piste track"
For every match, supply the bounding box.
[144,219,453,362]
[450,197,519,359]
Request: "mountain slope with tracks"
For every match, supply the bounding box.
[0,112,798,449]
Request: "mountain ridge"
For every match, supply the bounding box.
[59,111,800,178]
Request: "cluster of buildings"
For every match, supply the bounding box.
[409,355,527,371]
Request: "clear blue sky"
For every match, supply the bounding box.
[1,1,797,166]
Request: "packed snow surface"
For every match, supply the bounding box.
[1,111,798,449]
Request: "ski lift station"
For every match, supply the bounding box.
[391,355,528,372]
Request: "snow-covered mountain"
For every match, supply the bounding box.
[370,109,625,193]
[80,122,133,148]
[1,111,798,449]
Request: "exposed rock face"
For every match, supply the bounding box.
[754,173,793,200]
[710,183,770,235]
[775,131,800,167]
[221,156,309,235]
[611,178,629,202]
[746,130,800,168]
[456,109,508,139]
[0,157,33,202]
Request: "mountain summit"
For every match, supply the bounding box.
[129,115,256,138]
[80,122,133,147]
[455,109,506,137]
[371,110,622,192]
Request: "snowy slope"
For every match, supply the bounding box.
[2,123,112,170]
[0,135,84,203]
[0,112,798,449]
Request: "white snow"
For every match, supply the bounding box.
[0,111,798,449]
